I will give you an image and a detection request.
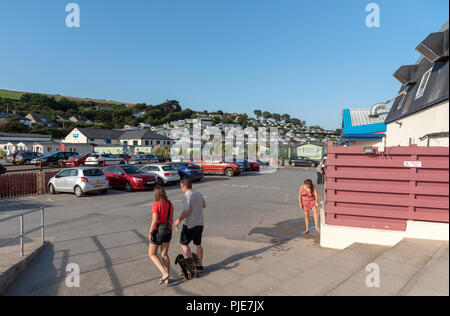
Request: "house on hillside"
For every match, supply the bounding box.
[69,115,93,125]
[384,22,449,147]
[25,114,57,128]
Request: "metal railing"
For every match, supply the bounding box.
[0,208,45,256]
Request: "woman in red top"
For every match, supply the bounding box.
[299,179,320,235]
[148,186,173,286]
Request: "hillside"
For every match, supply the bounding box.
[0,89,134,107]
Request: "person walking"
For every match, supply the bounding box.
[148,185,173,286]
[175,179,206,272]
[316,162,323,185]
[299,179,320,234]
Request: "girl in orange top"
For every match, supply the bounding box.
[299,179,320,234]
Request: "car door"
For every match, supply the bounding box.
[115,166,127,188]
[54,169,71,192]
[103,166,116,187]
[65,169,79,192]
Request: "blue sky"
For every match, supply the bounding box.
[0,0,448,129]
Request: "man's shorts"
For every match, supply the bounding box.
[180,225,204,246]
[150,230,172,246]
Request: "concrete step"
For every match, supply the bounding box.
[277,242,388,296]
[327,238,448,296]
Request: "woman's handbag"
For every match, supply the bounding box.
[157,201,172,239]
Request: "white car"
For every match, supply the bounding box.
[85,154,125,166]
[142,164,180,186]
[48,167,110,197]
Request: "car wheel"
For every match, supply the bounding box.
[74,186,84,197]
[225,168,234,177]
[125,182,133,192]
[311,163,316,167]
[49,184,56,195]
[157,177,164,186]
[120,161,125,165]
[181,174,190,181]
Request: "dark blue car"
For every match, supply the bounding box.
[168,162,204,182]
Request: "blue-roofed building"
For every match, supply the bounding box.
[340,105,389,147]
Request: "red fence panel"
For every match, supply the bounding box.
[0,173,39,199]
[325,142,449,231]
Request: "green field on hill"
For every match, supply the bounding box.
[0,89,25,100]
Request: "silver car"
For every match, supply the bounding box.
[48,167,110,197]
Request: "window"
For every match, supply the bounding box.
[90,139,95,142]
[396,93,406,111]
[106,139,112,144]
[416,68,432,99]
[145,140,149,146]
[133,141,138,146]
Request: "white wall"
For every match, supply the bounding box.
[385,101,449,147]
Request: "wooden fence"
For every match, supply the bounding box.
[0,170,59,199]
[325,142,449,231]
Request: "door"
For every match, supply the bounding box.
[65,169,79,191]
[103,166,117,187]
[115,167,128,188]
[54,169,71,192]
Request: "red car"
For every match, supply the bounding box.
[65,153,92,167]
[194,159,242,177]
[103,165,156,192]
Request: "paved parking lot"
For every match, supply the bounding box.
[0,167,323,295]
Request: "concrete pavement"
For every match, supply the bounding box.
[1,167,448,296]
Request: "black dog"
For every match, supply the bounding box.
[175,253,200,280]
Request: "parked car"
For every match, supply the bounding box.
[0,163,6,174]
[194,159,242,177]
[64,153,91,167]
[48,167,110,197]
[128,154,150,165]
[225,159,250,171]
[142,164,181,186]
[14,151,40,165]
[32,152,79,166]
[290,156,320,167]
[85,153,125,166]
[168,162,204,182]
[115,154,132,162]
[245,160,261,171]
[103,165,156,192]
[145,154,160,163]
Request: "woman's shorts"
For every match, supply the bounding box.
[150,230,172,246]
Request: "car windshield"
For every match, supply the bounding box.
[83,169,104,177]
[122,166,145,174]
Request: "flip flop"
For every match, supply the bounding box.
[158,275,170,286]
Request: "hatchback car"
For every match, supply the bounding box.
[103,165,157,192]
[168,162,204,182]
[48,167,110,197]
[14,151,40,165]
[141,164,180,186]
